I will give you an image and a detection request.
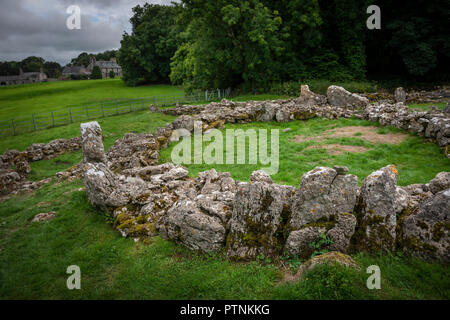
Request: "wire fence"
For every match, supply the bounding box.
[0,88,231,137]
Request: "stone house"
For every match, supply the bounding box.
[87,57,122,79]
[0,68,47,86]
[62,65,91,78]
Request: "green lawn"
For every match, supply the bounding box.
[160,117,450,186]
[407,102,446,111]
[0,79,183,119]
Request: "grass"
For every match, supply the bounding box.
[407,102,446,111]
[0,178,448,299]
[160,117,450,186]
[0,79,183,119]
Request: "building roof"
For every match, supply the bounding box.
[62,66,90,74]
[94,61,121,69]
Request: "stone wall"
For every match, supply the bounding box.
[79,85,449,262]
[0,137,81,195]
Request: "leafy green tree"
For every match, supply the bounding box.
[365,0,449,80]
[0,61,20,76]
[91,66,102,79]
[43,61,62,78]
[171,0,284,92]
[20,56,44,72]
[109,70,115,78]
[118,4,182,86]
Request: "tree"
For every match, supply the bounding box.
[365,0,449,80]
[43,61,62,78]
[170,0,284,92]
[109,70,115,78]
[91,66,102,79]
[118,4,182,86]
[20,56,44,72]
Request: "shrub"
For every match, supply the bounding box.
[91,66,102,79]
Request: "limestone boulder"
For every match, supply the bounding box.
[107,132,160,170]
[159,199,227,252]
[327,85,369,109]
[80,121,106,163]
[354,165,399,252]
[428,172,450,194]
[285,166,358,258]
[226,181,295,260]
[400,188,450,262]
[83,162,129,210]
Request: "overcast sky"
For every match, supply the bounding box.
[0,0,178,65]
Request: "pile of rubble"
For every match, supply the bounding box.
[362,85,450,105]
[80,117,449,262]
[0,137,81,195]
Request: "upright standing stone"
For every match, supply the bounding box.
[226,179,295,260]
[394,87,406,103]
[354,165,399,252]
[80,121,106,163]
[285,166,358,258]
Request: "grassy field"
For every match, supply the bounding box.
[0,177,448,299]
[0,81,449,300]
[160,117,450,186]
[408,102,446,111]
[0,79,183,119]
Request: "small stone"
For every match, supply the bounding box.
[282,128,292,133]
[333,165,349,175]
[32,212,56,222]
[250,170,273,184]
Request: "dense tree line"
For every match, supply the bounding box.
[118,4,183,86]
[0,56,62,78]
[69,50,118,67]
[119,0,449,90]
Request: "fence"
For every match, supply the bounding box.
[0,88,231,137]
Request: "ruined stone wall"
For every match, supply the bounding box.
[79,85,449,262]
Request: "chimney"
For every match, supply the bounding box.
[110,57,117,63]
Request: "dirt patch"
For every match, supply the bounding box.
[306,144,369,155]
[292,126,408,145]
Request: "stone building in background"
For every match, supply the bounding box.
[61,65,91,78]
[0,68,47,86]
[87,57,122,79]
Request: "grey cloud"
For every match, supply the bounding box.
[0,0,179,65]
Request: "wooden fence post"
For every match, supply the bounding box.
[51,112,55,127]
[69,108,73,123]
[101,105,105,117]
[32,114,37,131]
[11,119,16,136]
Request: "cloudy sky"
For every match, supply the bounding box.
[0,0,178,65]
